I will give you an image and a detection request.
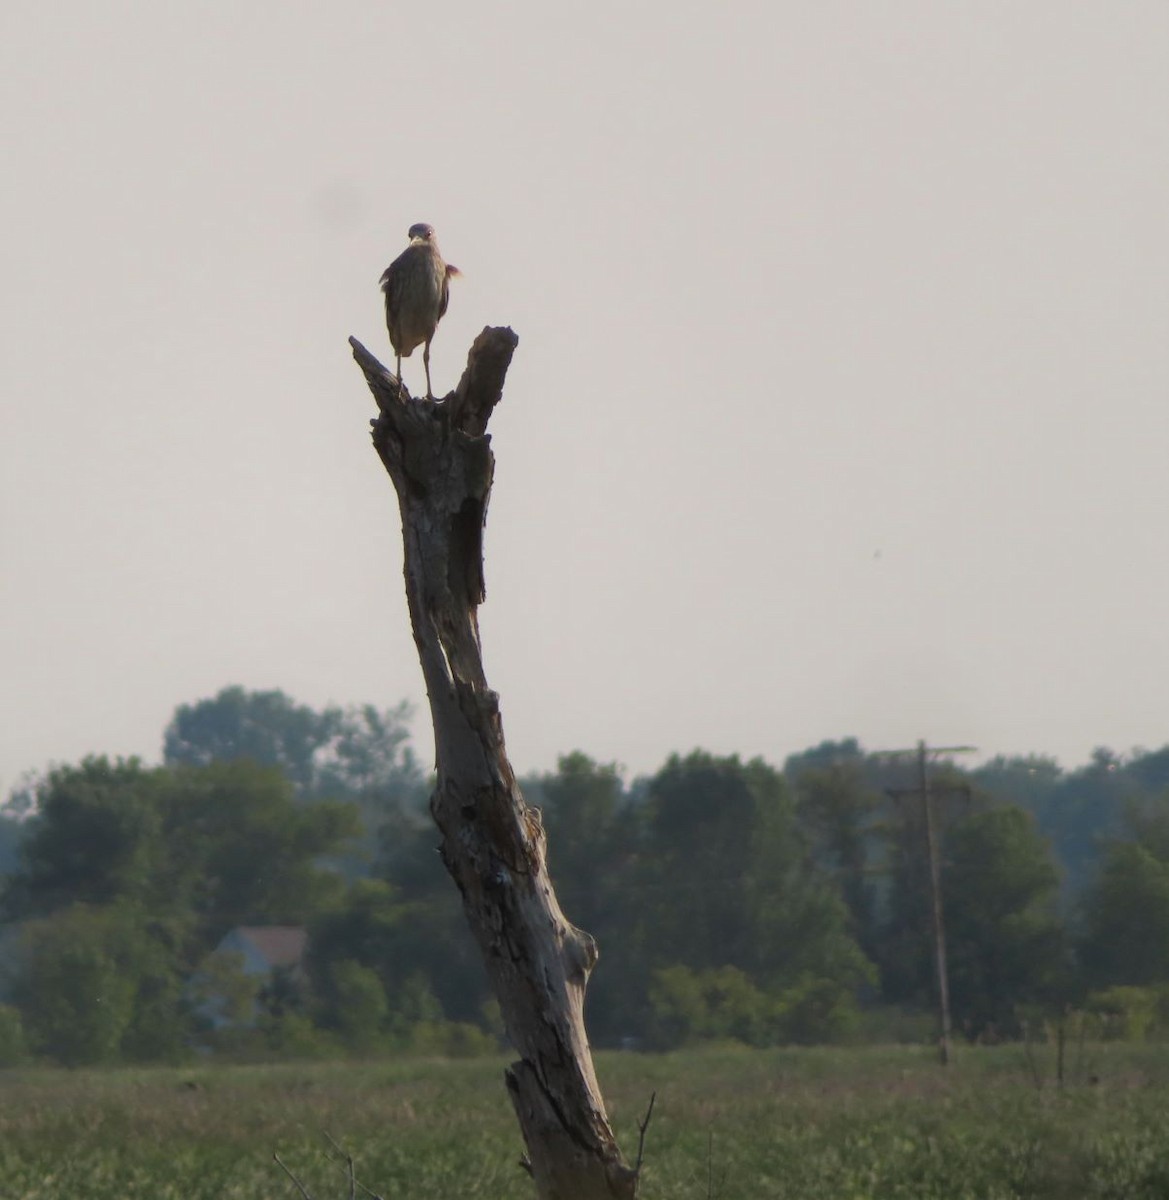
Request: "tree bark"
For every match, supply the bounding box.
[350,329,636,1200]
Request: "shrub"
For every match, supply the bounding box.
[1084,985,1167,1041]
[0,1004,29,1066]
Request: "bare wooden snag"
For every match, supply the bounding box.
[349,329,637,1200]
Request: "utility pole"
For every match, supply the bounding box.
[878,740,975,1066]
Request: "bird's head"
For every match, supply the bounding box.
[408,223,436,243]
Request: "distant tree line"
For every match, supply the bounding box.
[1,687,1168,1065]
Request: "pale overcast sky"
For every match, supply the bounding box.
[2,2,1167,793]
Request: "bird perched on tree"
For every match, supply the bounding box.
[380,223,460,400]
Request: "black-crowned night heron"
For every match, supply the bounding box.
[380,223,460,400]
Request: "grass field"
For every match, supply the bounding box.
[1,1043,1168,1199]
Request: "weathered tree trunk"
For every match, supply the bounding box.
[350,330,636,1200]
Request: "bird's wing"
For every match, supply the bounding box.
[438,264,460,321]
[381,249,413,319]
[380,256,408,348]
[380,242,414,294]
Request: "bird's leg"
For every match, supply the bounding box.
[395,352,404,398]
[423,340,434,400]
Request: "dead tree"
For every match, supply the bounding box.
[349,329,637,1200]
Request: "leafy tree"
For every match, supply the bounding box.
[941,806,1066,1034]
[0,1005,28,1066]
[118,923,194,1062]
[5,758,165,919]
[161,761,357,943]
[1083,984,1169,1041]
[258,965,309,1021]
[626,752,872,1042]
[308,878,407,996]
[389,971,445,1032]
[327,959,390,1051]
[320,706,428,876]
[255,1011,335,1059]
[373,817,493,1024]
[637,752,774,970]
[188,948,260,1031]
[789,756,881,954]
[1124,747,1169,796]
[881,798,1065,1034]
[522,754,643,1039]
[7,759,359,965]
[163,688,425,877]
[971,755,1064,817]
[1125,793,1169,862]
[530,753,628,934]
[1080,842,1169,988]
[875,797,934,1008]
[647,964,769,1048]
[645,962,863,1050]
[312,701,423,801]
[15,904,188,1065]
[164,686,328,792]
[163,686,423,807]
[384,894,490,1024]
[0,804,27,875]
[408,1018,497,1058]
[971,747,1169,911]
[774,973,865,1044]
[1027,749,1138,898]
[1079,792,1169,992]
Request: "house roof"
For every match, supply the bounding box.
[231,925,308,968]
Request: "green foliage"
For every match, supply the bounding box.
[523,753,640,1038]
[390,971,445,1027]
[307,878,404,987]
[1084,985,1169,1041]
[790,753,881,953]
[880,799,1066,1036]
[1080,840,1169,988]
[162,760,357,940]
[0,814,25,876]
[0,1004,28,1066]
[1,755,362,1066]
[633,752,871,991]
[408,1019,498,1057]
[15,904,187,1066]
[163,686,329,792]
[647,964,865,1049]
[627,752,876,1048]
[15,699,1169,1067]
[648,964,768,1048]
[255,1010,338,1059]
[942,806,1067,1033]
[975,748,1138,900]
[163,687,427,878]
[163,686,424,808]
[638,752,768,969]
[6,758,165,917]
[534,752,627,931]
[373,820,493,1025]
[313,701,422,800]
[307,878,480,1031]
[775,972,866,1044]
[7,759,359,948]
[188,949,260,1030]
[328,959,389,1051]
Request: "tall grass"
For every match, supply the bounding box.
[1,1044,1168,1198]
